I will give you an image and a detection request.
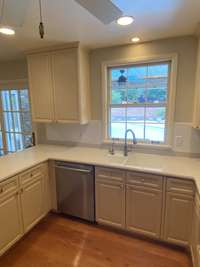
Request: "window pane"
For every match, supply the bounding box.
[111,107,126,122]
[127,88,145,103]
[127,107,145,122]
[6,133,15,152]
[146,107,166,123]
[110,123,125,139]
[0,150,4,156]
[20,90,30,111]
[145,124,165,142]
[126,122,144,140]
[11,90,19,111]
[146,88,167,103]
[111,89,127,104]
[15,134,23,150]
[1,91,11,111]
[4,112,14,132]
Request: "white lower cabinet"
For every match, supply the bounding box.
[191,195,200,267]
[95,180,125,228]
[163,178,194,247]
[126,185,162,238]
[0,162,51,257]
[20,177,44,233]
[0,192,23,256]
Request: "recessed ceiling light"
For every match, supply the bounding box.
[0,27,15,35]
[117,16,134,26]
[131,37,140,43]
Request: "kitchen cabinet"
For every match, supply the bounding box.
[126,185,162,238]
[20,164,48,233]
[20,177,44,233]
[193,38,200,128]
[191,194,200,267]
[96,180,125,228]
[27,42,90,124]
[163,178,194,246]
[95,167,125,228]
[0,177,23,256]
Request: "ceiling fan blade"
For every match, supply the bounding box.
[0,0,30,27]
[75,0,123,24]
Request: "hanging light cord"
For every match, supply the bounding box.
[38,0,44,38]
[0,0,5,23]
[39,0,42,23]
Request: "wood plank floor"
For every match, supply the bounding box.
[0,214,192,267]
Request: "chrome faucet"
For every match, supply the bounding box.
[124,129,137,156]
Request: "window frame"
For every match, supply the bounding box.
[102,54,178,147]
[0,79,32,155]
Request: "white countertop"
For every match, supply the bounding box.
[1,144,200,193]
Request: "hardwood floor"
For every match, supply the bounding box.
[0,213,192,267]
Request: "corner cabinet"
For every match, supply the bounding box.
[0,162,51,257]
[27,42,91,124]
[0,177,23,257]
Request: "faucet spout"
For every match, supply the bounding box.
[124,129,137,156]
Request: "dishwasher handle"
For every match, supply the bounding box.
[55,165,93,174]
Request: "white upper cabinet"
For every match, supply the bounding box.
[193,38,200,128]
[27,42,91,124]
[27,53,54,122]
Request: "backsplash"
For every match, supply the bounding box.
[37,121,200,155]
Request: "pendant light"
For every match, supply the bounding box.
[39,0,44,38]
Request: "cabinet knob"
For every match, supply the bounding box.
[141,179,145,183]
[0,188,3,194]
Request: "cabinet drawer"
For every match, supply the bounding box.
[0,177,18,198]
[166,178,194,195]
[95,167,125,182]
[126,171,163,190]
[20,165,43,186]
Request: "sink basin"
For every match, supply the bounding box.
[106,152,127,165]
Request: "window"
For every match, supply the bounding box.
[105,60,173,145]
[0,88,32,155]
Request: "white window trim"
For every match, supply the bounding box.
[101,53,178,147]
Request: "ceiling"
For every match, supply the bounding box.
[0,0,200,61]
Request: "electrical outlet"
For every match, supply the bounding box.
[175,136,183,147]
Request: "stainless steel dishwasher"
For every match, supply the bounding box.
[55,161,95,222]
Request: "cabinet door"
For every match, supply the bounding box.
[51,48,79,123]
[126,185,162,238]
[43,163,51,214]
[21,177,44,233]
[27,53,54,122]
[164,192,193,246]
[95,181,125,228]
[0,193,23,256]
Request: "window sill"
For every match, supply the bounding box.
[103,139,172,151]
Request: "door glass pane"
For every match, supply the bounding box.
[6,133,15,152]
[4,112,14,132]
[0,131,3,149]
[24,135,32,148]
[15,134,23,150]
[11,90,19,111]
[20,90,30,111]
[13,112,22,132]
[21,112,32,132]
[1,91,11,111]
